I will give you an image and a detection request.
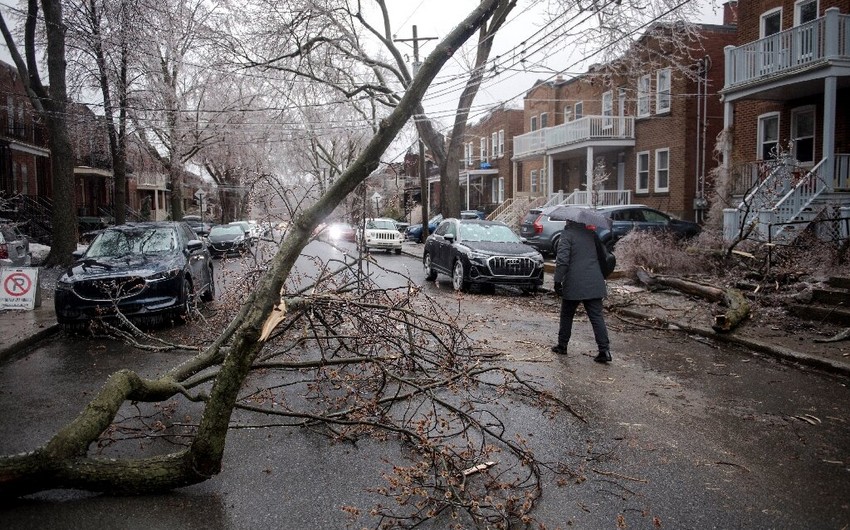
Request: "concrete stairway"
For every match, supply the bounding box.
[788,276,850,326]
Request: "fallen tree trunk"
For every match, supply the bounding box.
[635,268,750,333]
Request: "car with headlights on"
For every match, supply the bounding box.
[360,218,404,254]
[423,218,544,293]
[54,221,215,329]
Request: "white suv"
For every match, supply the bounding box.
[360,218,404,254]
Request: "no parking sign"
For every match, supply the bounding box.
[0,267,41,310]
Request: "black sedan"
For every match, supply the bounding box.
[423,218,544,293]
[55,222,215,329]
[207,224,251,257]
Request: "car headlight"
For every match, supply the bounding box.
[467,250,489,262]
[56,277,74,291]
[147,269,182,282]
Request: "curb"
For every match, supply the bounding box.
[0,323,61,363]
[617,308,850,378]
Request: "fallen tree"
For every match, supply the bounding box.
[0,2,577,526]
[635,268,750,333]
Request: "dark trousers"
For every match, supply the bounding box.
[557,298,610,353]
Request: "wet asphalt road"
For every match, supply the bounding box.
[1,241,848,529]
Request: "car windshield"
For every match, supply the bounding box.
[87,227,176,257]
[460,223,520,243]
[210,225,243,237]
[366,219,396,230]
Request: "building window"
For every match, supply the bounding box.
[656,68,671,114]
[655,149,669,192]
[498,177,504,203]
[761,8,782,37]
[480,137,487,162]
[530,170,538,193]
[795,0,818,25]
[637,75,650,117]
[791,106,816,165]
[498,129,504,156]
[636,151,649,193]
[758,113,780,160]
[540,112,549,128]
[574,102,583,120]
[602,90,613,128]
[463,143,470,167]
[468,141,474,166]
[491,132,498,158]
[491,177,499,203]
[6,96,13,133]
[565,107,573,122]
[530,115,538,131]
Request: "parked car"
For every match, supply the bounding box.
[247,220,263,241]
[520,204,702,255]
[321,222,357,243]
[405,214,443,243]
[423,218,544,293]
[228,221,256,244]
[54,221,215,329]
[182,215,213,238]
[360,218,404,254]
[207,224,252,257]
[0,221,31,266]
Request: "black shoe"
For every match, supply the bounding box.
[593,350,612,363]
[551,344,567,355]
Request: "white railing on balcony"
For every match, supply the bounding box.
[134,172,168,189]
[543,189,631,208]
[513,116,635,158]
[725,9,850,90]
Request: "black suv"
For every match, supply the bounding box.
[423,218,544,293]
[520,204,702,255]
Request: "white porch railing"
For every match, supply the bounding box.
[513,116,635,158]
[725,9,850,90]
[543,189,632,208]
[723,155,850,242]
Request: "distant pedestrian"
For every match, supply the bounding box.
[551,220,611,363]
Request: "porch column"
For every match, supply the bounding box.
[822,76,837,186]
[547,155,554,197]
[722,99,733,176]
[585,146,594,204]
[512,160,518,196]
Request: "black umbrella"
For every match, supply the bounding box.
[544,205,611,229]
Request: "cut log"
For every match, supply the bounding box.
[635,268,750,333]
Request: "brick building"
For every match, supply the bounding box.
[510,14,737,222]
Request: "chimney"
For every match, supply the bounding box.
[723,1,738,26]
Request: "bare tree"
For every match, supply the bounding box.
[0,6,569,527]
[0,0,78,265]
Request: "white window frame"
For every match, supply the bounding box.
[491,132,498,158]
[564,107,573,123]
[467,141,474,166]
[530,169,538,193]
[654,148,670,192]
[498,177,504,203]
[794,0,818,25]
[791,105,816,166]
[498,129,505,156]
[602,90,613,128]
[636,151,650,193]
[757,112,781,161]
[656,68,671,114]
[463,143,470,166]
[574,101,584,120]
[540,112,549,129]
[530,115,538,132]
[6,96,13,132]
[760,7,783,38]
[491,177,499,203]
[637,75,650,117]
[480,137,487,162]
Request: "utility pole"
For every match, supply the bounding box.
[396,26,437,242]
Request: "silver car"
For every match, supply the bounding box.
[0,222,31,266]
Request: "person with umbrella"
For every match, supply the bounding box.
[549,205,612,363]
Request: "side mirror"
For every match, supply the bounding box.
[72,250,84,260]
[444,233,455,242]
[187,239,204,252]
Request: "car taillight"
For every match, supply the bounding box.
[0,243,7,259]
[533,216,543,235]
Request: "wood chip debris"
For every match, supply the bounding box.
[461,461,497,476]
[792,414,822,425]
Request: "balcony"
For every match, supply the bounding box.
[513,116,634,159]
[724,9,850,97]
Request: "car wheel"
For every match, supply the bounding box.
[394,248,402,255]
[452,260,469,292]
[177,277,193,320]
[201,266,215,302]
[423,252,438,281]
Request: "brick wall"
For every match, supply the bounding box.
[736,0,850,43]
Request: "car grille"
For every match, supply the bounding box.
[73,277,147,301]
[369,231,397,240]
[487,256,537,277]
